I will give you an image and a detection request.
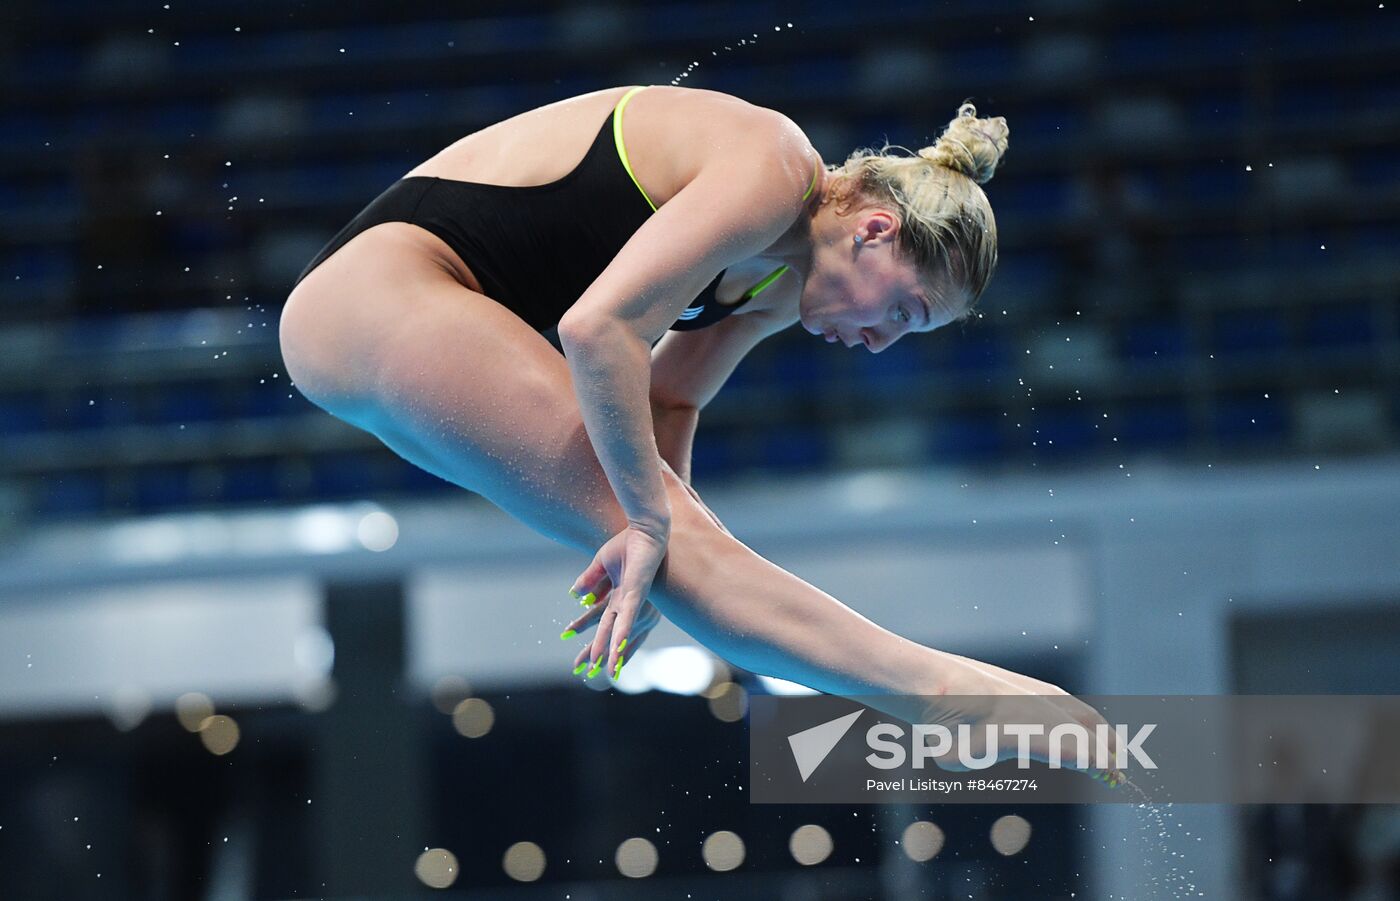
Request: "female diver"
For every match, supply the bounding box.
[279,84,1122,781]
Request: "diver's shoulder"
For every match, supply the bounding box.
[633,85,811,136]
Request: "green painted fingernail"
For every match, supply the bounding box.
[614,654,625,678]
[560,628,576,640]
[586,657,602,678]
[569,588,580,599]
[619,638,628,651]
[579,592,597,607]
[573,660,588,675]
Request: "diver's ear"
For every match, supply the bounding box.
[861,210,898,244]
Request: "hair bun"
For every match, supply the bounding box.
[918,101,1010,185]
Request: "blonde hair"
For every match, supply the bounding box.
[826,101,1009,322]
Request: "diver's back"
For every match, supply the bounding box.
[402,85,766,209]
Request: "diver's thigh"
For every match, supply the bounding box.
[348,269,628,549]
[280,222,473,420]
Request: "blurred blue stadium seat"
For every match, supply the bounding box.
[229,383,295,419]
[143,101,218,139]
[168,220,231,254]
[1360,79,1400,118]
[1121,317,1194,366]
[149,381,223,424]
[723,351,770,390]
[1278,19,1345,55]
[0,112,56,150]
[1274,80,1350,126]
[996,174,1073,217]
[60,386,141,429]
[467,14,551,51]
[1032,407,1100,457]
[70,102,129,139]
[1351,149,1400,190]
[1122,166,1168,207]
[34,472,107,517]
[850,113,921,148]
[1185,165,1253,207]
[1111,26,1252,74]
[1266,230,1336,270]
[1187,88,1248,138]
[174,34,243,73]
[1172,232,1255,271]
[3,246,76,283]
[1197,24,1255,62]
[133,463,198,512]
[1212,309,1289,358]
[943,331,1011,375]
[1119,399,1193,449]
[982,251,1062,310]
[1213,394,1290,447]
[1302,303,1374,351]
[943,43,1016,81]
[691,432,740,480]
[770,344,831,389]
[309,92,379,130]
[760,423,829,471]
[14,42,83,84]
[1354,224,1400,257]
[928,412,1006,463]
[849,339,928,386]
[1109,29,1167,68]
[311,452,377,497]
[1011,108,1087,149]
[0,390,47,434]
[221,458,284,504]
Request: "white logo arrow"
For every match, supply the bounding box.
[788,710,864,782]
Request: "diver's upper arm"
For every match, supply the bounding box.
[557,118,815,344]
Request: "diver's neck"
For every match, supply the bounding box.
[761,173,828,279]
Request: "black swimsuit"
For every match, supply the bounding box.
[294,85,813,333]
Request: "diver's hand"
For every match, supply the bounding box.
[561,580,662,679]
[568,523,667,679]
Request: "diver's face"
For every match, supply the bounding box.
[797,210,955,352]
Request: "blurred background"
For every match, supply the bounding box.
[2,0,1399,898]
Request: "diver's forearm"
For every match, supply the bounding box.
[559,323,672,536]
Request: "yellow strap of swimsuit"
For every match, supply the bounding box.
[614,86,658,212]
[739,162,817,299]
[743,265,790,299]
[800,156,820,201]
[744,163,817,298]
[614,85,819,299]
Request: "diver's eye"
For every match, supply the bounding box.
[893,307,911,324]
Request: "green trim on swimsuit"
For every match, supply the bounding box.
[801,159,819,201]
[614,86,658,212]
[744,265,790,299]
[613,85,813,301]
